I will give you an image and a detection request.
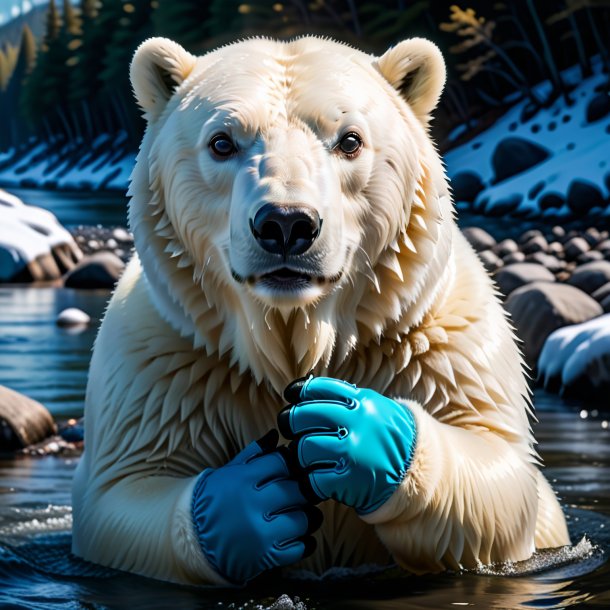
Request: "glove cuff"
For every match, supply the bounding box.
[191,469,239,586]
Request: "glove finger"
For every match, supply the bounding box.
[260,478,308,511]
[295,432,346,470]
[265,509,309,542]
[278,400,353,439]
[267,536,317,569]
[285,376,358,404]
[227,429,279,466]
[251,450,291,487]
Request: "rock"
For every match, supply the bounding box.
[525,252,565,273]
[451,171,484,203]
[577,250,604,264]
[538,314,610,400]
[106,238,118,250]
[586,92,610,123]
[503,252,526,265]
[485,194,522,216]
[0,385,56,451]
[478,250,503,273]
[548,241,564,257]
[592,282,610,304]
[521,235,548,255]
[538,192,564,211]
[462,227,496,252]
[584,227,601,247]
[491,137,550,183]
[0,189,82,282]
[493,239,518,257]
[56,307,91,327]
[505,282,603,366]
[567,261,610,295]
[601,294,610,313]
[112,228,133,243]
[518,229,543,245]
[564,237,590,261]
[64,251,125,289]
[58,418,85,443]
[494,263,555,298]
[596,239,610,254]
[566,179,605,216]
[551,226,566,239]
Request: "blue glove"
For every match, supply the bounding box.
[191,430,322,585]
[278,377,417,515]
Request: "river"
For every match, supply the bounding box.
[0,191,608,609]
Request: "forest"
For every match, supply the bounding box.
[0,0,609,158]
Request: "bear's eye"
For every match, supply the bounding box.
[209,133,237,159]
[337,132,363,158]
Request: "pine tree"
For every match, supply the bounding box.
[152,0,211,51]
[2,27,36,149]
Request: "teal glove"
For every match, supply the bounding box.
[191,430,322,585]
[278,377,417,515]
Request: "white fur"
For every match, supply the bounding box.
[72,36,570,584]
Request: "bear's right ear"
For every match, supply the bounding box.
[130,37,196,121]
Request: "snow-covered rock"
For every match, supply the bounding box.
[56,308,91,327]
[446,58,610,219]
[538,314,610,400]
[64,251,125,289]
[0,189,82,282]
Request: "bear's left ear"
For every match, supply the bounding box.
[375,38,446,121]
[130,37,197,121]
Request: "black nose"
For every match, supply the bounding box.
[250,204,321,257]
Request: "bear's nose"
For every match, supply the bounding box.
[250,203,321,257]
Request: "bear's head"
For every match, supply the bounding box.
[129,36,453,391]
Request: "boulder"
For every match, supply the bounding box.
[0,385,56,451]
[491,137,550,183]
[494,263,555,298]
[503,251,526,265]
[538,192,564,211]
[538,314,610,400]
[524,252,565,273]
[0,189,82,282]
[521,235,548,255]
[485,194,522,216]
[462,227,496,252]
[451,171,484,203]
[505,282,603,366]
[566,179,605,216]
[64,251,125,289]
[518,229,544,245]
[586,92,610,123]
[567,260,610,295]
[577,250,604,264]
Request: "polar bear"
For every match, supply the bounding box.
[72,36,570,585]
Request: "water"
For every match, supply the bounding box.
[0,189,609,608]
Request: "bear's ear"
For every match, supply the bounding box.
[130,37,197,121]
[375,38,445,121]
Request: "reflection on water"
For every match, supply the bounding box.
[0,287,608,609]
[0,287,108,418]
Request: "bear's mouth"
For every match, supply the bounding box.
[230,267,343,290]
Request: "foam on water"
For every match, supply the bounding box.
[0,504,72,545]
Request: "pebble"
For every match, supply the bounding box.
[56,307,91,327]
[112,228,133,243]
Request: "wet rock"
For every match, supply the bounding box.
[586,92,610,123]
[462,227,496,252]
[566,179,605,216]
[56,307,91,327]
[567,261,610,295]
[494,263,555,298]
[538,315,610,401]
[451,171,484,203]
[492,137,550,183]
[0,385,56,451]
[64,251,125,289]
[564,237,590,261]
[505,282,603,366]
